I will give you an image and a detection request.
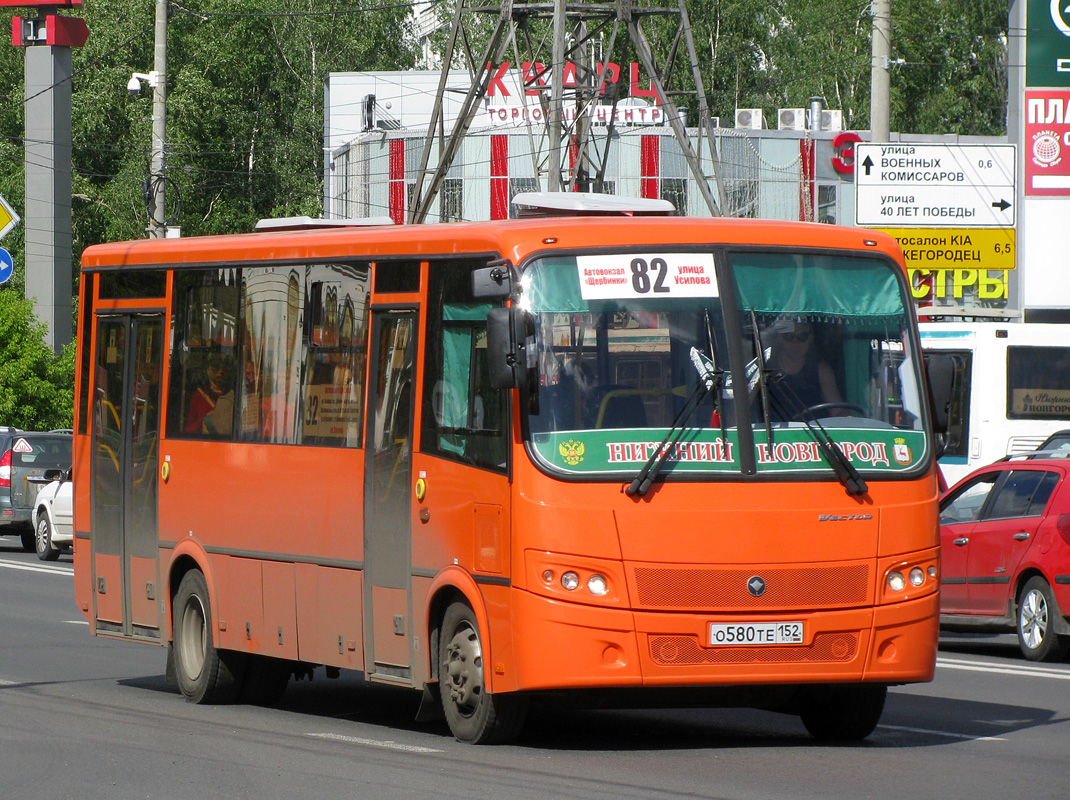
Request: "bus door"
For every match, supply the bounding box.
[90,313,164,640]
[363,308,418,679]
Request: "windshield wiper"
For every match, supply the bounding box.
[765,375,869,497]
[743,309,866,497]
[625,347,721,498]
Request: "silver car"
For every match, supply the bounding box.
[31,468,73,562]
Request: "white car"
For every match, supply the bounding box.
[32,468,73,562]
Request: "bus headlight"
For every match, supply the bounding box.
[880,554,939,603]
[887,571,906,592]
[526,551,624,606]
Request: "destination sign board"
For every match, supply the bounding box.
[855,143,1017,228]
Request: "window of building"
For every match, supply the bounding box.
[661,177,688,215]
[440,178,464,222]
[817,184,838,224]
[509,177,540,219]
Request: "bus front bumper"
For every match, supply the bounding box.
[506,589,938,692]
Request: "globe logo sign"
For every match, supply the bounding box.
[1032,130,1063,169]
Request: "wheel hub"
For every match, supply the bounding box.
[1021,589,1049,649]
[178,597,208,681]
[443,623,483,713]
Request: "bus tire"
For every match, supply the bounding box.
[439,600,527,744]
[172,570,245,704]
[1017,576,1070,662]
[799,684,886,741]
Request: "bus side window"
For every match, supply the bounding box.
[299,263,370,448]
[421,262,508,472]
[168,269,240,441]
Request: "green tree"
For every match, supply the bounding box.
[117,0,417,237]
[683,0,1008,135]
[0,290,74,430]
[890,0,1008,136]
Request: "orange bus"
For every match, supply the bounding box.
[73,198,943,743]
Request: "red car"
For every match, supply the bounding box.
[939,456,1070,662]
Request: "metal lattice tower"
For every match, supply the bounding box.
[407,0,726,222]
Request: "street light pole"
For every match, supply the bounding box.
[869,0,891,143]
[147,0,167,238]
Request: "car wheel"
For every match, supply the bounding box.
[19,527,35,552]
[34,514,60,562]
[799,684,887,741]
[1017,576,1070,662]
[439,600,527,744]
[172,570,246,704]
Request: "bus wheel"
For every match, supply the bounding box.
[1017,576,1070,662]
[799,684,886,741]
[439,601,527,744]
[172,570,245,704]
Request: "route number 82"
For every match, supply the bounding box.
[630,257,671,294]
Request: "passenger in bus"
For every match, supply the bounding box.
[184,353,234,435]
[766,320,843,421]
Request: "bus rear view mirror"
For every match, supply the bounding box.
[486,307,532,391]
[472,264,512,298]
[924,352,955,436]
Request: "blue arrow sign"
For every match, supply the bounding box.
[0,248,12,284]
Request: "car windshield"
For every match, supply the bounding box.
[519,249,927,480]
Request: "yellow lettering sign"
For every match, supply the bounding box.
[877,227,1016,271]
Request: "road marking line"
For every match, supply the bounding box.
[0,560,73,576]
[939,656,1069,675]
[0,679,17,686]
[878,724,1005,741]
[938,659,1070,681]
[64,619,89,625]
[306,732,442,753]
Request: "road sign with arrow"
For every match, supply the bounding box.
[855,143,1017,228]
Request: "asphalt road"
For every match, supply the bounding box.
[1,539,1067,800]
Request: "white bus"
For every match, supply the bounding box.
[919,321,1070,487]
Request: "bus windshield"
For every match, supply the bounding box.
[520,249,927,479]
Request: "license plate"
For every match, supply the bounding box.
[709,621,804,646]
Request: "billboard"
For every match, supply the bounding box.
[1027,0,1070,87]
[1025,90,1070,195]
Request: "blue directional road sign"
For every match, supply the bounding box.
[0,248,12,284]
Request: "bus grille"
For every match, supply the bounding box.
[633,564,870,610]
[649,632,858,665]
